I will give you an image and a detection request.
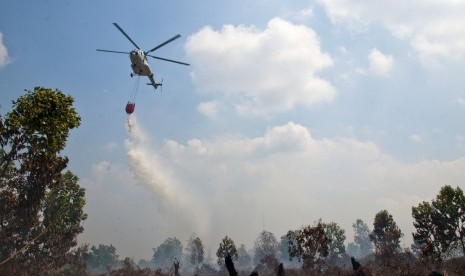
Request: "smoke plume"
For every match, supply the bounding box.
[124,116,209,240]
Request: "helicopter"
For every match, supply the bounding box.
[97,23,190,89]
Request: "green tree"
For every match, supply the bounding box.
[369,210,403,262]
[86,244,119,271]
[0,87,84,273]
[253,230,278,265]
[353,219,373,257]
[186,235,204,270]
[288,221,329,272]
[432,185,465,256]
[412,201,443,261]
[30,171,87,268]
[412,185,465,262]
[216,235,238,267]
[322,222,346,264]
[152,237,183,269]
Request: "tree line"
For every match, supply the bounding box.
[1,88,465,275]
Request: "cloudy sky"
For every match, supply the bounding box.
[1,0,465,260]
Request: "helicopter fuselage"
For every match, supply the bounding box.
[130,49,153,77]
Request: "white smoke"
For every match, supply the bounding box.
[124,115,209,239]
[0,32,10,68]
[125,115,174,210]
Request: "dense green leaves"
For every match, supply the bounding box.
[412,185,465,262]
[4,87,80,153]
[0,87,85,273]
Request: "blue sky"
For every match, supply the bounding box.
[1,0,465,261]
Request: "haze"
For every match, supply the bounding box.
[1,0,465,261]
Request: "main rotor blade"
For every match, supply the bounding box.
[146,34,181,54]
[96,49,130,54]
[147,55,190,66]
[113,23,141,50]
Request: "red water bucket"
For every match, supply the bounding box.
[125,102,135,114]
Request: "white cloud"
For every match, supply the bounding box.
[456,135,465,151]
[197,101,222,119]
[104,142,119,151]
[0,32,10,68]
[185,18,336,117]
[318,0,465,67]
[368,48,394,76]
[409,134,423,143]
[292,8,314,21]
[457,96,465,107]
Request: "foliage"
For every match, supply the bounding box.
[0,87,84,273]
[288,220,329,272]
[352,218,373,257]
[412,201,444,262]
[216,235,238,267]
[253,230,278,265]
[322,221,346,264]
[86,244,119,271]
[186,235,204,269]
[432,185,465,256]
[369,210,403,263]
[412,185,465,262]
[152,237,183,269]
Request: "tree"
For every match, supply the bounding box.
[86,244,119,271]
[253,230,278,265]
[216,235,238,267]
[322,222,346,264]
[369,210,403,262]
[236,244,252,269]
[412,185,465,262]
[186,235,204,270]
[353,219,373,257]
[412,201,443,261]
[432,185,465,256]
[288,221,329,272]
[0,87,84,273]
[152,237,183,269]
[30,171,87,268]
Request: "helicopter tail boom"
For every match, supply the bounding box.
[147,74,162,89]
